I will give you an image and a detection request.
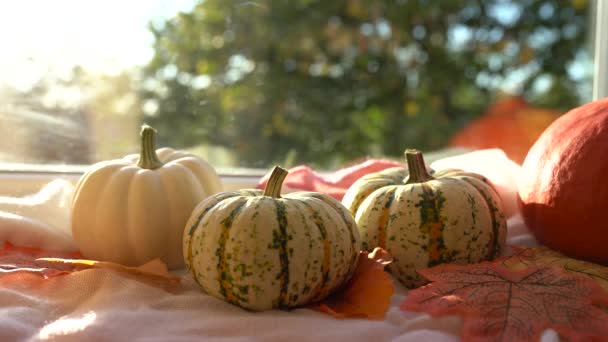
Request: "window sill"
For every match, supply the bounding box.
[0,165,263,197]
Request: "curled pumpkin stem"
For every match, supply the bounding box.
[404,149,434,184]
[138,125,164,170]
[264,166,289,198]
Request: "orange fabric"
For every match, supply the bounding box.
[257,159,403,200]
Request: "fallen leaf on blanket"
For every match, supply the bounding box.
[37,257,181,283]
[503,246,608,292]
[0,242,82,278]
[310,248,394,319]
[401,261,608,342]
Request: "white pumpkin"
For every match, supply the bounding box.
[71,125,222,269]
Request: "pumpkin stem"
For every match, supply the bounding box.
[137,125,163,170]
[404,149,434,184]
[263,166,289,198]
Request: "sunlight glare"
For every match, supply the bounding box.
[0,0,195,90]
[38,311,97,340]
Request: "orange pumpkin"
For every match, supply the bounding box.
[518,97,608,265]
[449,97,561,164]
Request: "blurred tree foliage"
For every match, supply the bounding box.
[142,0,591,168]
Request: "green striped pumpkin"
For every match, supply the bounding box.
[183,166,361,311]
[345,149,506,288]
[343,166,417,216]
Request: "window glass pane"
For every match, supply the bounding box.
[0,0,596,169]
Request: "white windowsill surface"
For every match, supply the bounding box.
[0,165,263,197]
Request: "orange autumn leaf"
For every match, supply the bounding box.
[401,261,608,342]
[0,242,179,284]
[310,247,394,319]
[0,242,82,278]
[504,246,608,292]
[0,242,82,258]
[37,257,181,283]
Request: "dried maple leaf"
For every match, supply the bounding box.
[0,242,179,284]
[37,258,181,283]
[310,247,394,319]
[0,242,82,278]
[504,246,608,292]
[401,261,608,342]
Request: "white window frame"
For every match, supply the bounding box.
[594,0,608,101]
[0,166,263,196]
[1,4,607,196]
